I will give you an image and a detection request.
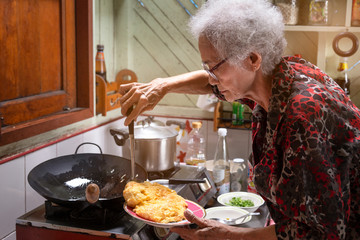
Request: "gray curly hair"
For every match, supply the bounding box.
[189,0,287,75]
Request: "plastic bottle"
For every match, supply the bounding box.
[95,44,107,82]
[185,121,206,167]
[231,158,248,192]
[232,102,244,125]
[212,128,230,195]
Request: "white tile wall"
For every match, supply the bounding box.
[0,116,252,239]
[25,144,57,212]
[2,232,15,240]
[57,134,84,156]
[0,157,25,239]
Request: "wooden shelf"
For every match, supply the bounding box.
[213,101,252,131]
[285,25,360,32]
[96,69,137,116]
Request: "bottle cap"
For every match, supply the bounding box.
[192,121,202,129]
[97,44,104,51]
[233,158,244,163]
[218,128,227,136]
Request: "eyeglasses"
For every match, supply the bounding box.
[202,58,227,82]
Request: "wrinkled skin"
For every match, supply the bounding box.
[171,209,244,240]
[119,78,167,126]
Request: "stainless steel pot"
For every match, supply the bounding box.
[110,119,184,172]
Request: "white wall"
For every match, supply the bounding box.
[0,115,251,239]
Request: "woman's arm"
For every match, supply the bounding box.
[119,70,211,125]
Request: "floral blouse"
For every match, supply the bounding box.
[211,56,360,239]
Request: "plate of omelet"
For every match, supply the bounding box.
[123,181,205,228]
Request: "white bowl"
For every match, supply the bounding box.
[217,192,265,213]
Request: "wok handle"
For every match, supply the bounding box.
[169,178,206,184]
[75,142,103,154]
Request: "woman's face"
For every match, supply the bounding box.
[198,36,256,102]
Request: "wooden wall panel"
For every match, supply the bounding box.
[39,0,62,93]
[0,0,18,102]
[18,0,42,97]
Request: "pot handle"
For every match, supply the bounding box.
[166,120,186,129]
[75,142,103,154]
[110,128,129,146]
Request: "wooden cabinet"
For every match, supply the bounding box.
[0,0,93,146]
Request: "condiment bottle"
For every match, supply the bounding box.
[275,0,299,25]
[185,121,206,167]
[308,0,331,25]
[95,44,107,82]
[232,102,244,125]
[213,128,230,195]
[352,0,360,26]
[231,158,248,192]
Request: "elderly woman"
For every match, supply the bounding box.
[119,0,360,239]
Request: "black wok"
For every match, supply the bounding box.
[28,143,147,208]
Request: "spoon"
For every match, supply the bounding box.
[210,212,260,225]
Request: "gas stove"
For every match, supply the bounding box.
[16,165,217,240]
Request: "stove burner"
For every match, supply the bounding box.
[44,200,125,228]
[147,166,179,180]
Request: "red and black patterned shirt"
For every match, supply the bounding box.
[211,56,360,239]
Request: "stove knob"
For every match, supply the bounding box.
[199,178,211,192]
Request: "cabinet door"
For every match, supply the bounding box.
[0,0,93,146]
[0,0,76,125]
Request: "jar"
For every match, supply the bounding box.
[230,158,248,192]
[275,0,299,25]
[308,0,331,25]
[352,0,360,26]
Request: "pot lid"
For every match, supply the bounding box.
[134,125,178,139]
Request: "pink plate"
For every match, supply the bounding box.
[124,200,206,228]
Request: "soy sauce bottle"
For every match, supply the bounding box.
[95,44,107,82]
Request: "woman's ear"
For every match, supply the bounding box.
[249,52,262,72]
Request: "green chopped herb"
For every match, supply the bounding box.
[226,197,254,207]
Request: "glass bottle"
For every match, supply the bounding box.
[95,44,107,82]
[185,121,206,167]
[212,128,230,195]
[308,0,331,25]
[274,0,299,25]
[231,158,248,192]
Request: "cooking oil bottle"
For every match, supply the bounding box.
[213,128,230,195]
[185,121,206,167]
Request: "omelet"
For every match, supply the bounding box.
[123,181,188,223]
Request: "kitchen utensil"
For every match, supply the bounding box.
[110,119,184,172]
[127,107,136,181]
[27,142,147,208]
[205,206,252,225]
[210,212,260,225]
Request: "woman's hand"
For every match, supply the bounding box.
[119,78,168,126]
[119,70,211,126]
[171,209,244,240]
